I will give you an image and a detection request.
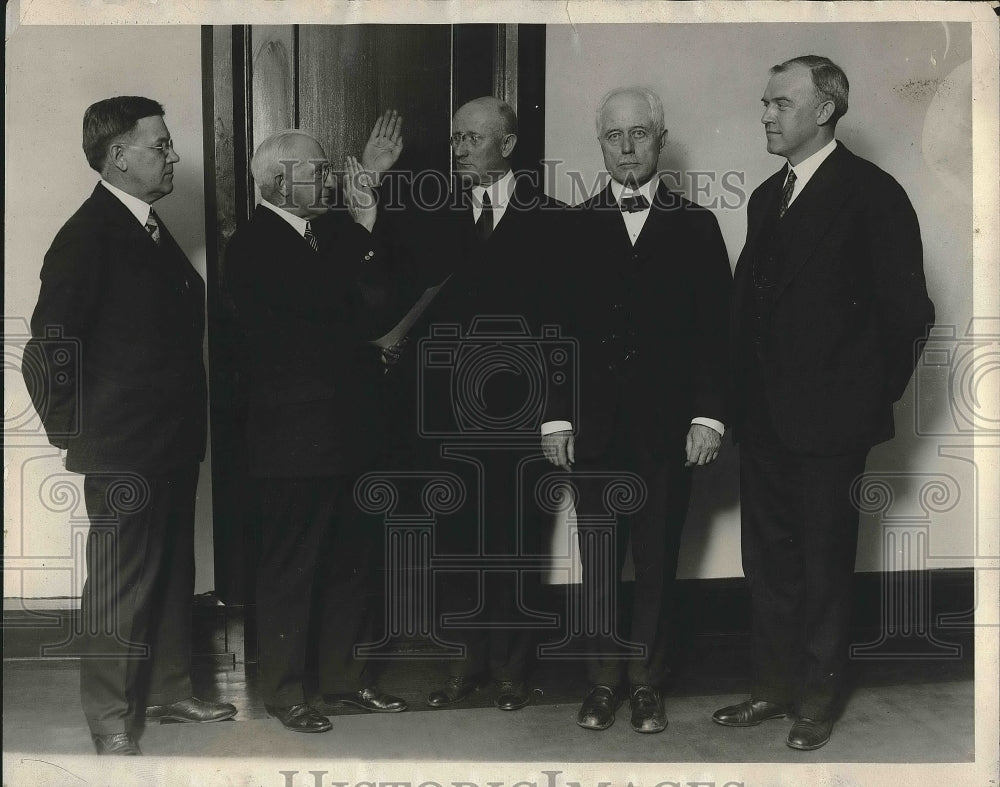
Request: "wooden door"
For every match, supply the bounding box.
[202,25,546,663]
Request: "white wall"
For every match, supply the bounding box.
[545,22,975,577]
[4,25,215,598]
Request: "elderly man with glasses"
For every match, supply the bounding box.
[224,125,410,734]
[21,95,237,756]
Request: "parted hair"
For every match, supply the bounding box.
[83,96,165,173]
[771,55,849,125]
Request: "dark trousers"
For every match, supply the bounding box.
[571,447,693,690]
[434,445,547,683]
[80,466,198,735]
[740,441,868,720]
[255,475,379,706]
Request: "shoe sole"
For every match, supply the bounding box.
[631,721,667,734]
[576,716,615,731]
[327,699,407,713]
[786,737,830,751]
[496,700,530,711]
[283,723,333,733]
[147,711,237,723]
[426,686,483,708]
[265,715,332,733]
[712,713,787,728]
[426,696,474,708]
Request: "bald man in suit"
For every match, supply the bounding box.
[225,130,407,733]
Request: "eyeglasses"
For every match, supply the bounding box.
[603,128,652,145]
[449,132,485,148]
[128,139,175,156]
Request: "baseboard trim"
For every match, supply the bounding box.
[2,569,974,665]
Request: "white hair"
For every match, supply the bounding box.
[595,86,665,134]
[250,129,321,200]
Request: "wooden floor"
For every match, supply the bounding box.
[2,631,979,787]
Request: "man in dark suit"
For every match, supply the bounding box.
[21,96,237,756]
[543,87,732,733]
[712,56,934,750]
[225,130,407,733]
[383,97,566,713]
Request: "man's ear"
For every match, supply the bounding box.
[109,143,128,173]
[657,128,669,152]
[816,100,835,126]
[501,132,518,158]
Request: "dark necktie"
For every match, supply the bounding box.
[304,220,319,252]
[620,194,650,213]
[777,169,797,219]
[145,209,161,245]
[476,191,493,242]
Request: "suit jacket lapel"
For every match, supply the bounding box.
[771,143,853,302]
[744,167,786,265]
[488,174,530,245]
[94,184,157,248]
[733,167,784,325]
[590,183,633,251]
[632,181,682,259]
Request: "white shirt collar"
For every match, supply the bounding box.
[473,168,516,209]
[787,138,837,190]
[259,198,311,238]
[100,180,152,226]
[610,176,660,206]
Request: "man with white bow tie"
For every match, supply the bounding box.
[542,86,732,734]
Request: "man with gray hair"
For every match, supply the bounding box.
[543,86,732,733]
[225,123,407,733]
[714,55,933,750]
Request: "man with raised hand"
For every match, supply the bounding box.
[225,128,406,733]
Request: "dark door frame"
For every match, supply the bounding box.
[201,23,548,614]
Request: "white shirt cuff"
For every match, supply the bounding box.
[541,420,573,436]
[691,417,725,437]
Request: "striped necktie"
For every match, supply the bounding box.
[145,209,161,245]
[304,220,319,252]
[777,169,797,219]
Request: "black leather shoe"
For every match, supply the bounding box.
[495,681,530,711]
[629,685,667,733]
[324,687,407,713]
[265,703,332,733]
[145,696,237,723]
[787,717,833,750]
[712,698,789,727]
[426,676,481,708]
[93,732,141,755]
[576,685,620,731]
